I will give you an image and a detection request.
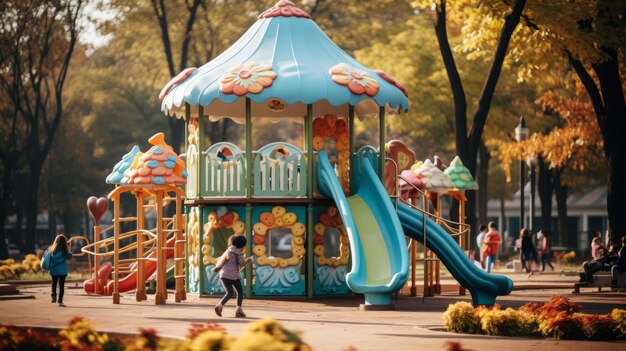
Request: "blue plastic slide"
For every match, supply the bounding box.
[397,202,514,305]
[317,151,408,305]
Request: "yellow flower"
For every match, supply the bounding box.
[187,330,233,351]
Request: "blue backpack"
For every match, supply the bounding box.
[40,251,53,270]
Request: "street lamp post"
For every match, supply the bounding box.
[515,117,529,231]
[528,156,536,233]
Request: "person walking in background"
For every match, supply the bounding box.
[520,228,536,277]
[44,234,72,307]
[611,236,626,288]
[482,222,502,273]
[213,235,253,318]
[476,224,488,268]
[538,230,555,272]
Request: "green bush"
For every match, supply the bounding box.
[442,302,482,334]
[480,308,538,337]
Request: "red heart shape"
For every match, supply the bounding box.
[87,196,109,225]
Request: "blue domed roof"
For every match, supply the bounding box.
[161,1,409,120]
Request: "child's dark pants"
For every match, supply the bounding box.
[51,275,67,303]
[219,278,243,306]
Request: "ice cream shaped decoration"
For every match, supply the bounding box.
[410,160,424,173]
[434,155,446,171]
[123,133,187,185]
[106,146,141,184]
[444,156,478,190]
[412,159,453,193]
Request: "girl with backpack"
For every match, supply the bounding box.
[213,234,253,318]
[43,234,72,307]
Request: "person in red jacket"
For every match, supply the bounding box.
[482,222,502,273]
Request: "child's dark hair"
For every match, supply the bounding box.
[49,234,69,256]
[231,235,247,249]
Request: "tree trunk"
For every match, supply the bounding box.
[553,173,568,247]
[536,156,553,235]
[593,49,626,246]
[0,216,7,259]
[24,160,44,253]
[606,145,626,246]
[499,196,507,253]
[477,140,489,226]
[15,207,23,246]
[433,0,526,245]
[570,47,626,246]
[49,210,57,239]
[168,117,185,155]
[0,165,12,259]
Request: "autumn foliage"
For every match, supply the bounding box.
[497,84,604,182]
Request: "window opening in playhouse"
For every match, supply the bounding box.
[267,227,293,259]
[251,116,304,150]
[353,117,381,152]
[199,114,244,148]
[323,227,341,258]
[212,227,234,257]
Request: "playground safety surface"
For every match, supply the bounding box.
[1,271,625,351]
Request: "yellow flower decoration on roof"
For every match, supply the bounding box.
[220,62,277,96]
[329,63,379,96]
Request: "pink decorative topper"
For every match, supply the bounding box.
[159,67,197,100]
[330,63,380,96]
[374,69,409,97]
[220,62,277,96]
[258,0,311,19]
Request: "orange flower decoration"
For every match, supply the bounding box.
[330,63,379,96]
[220,62,277,96]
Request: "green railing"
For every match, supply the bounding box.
[253,142,307,197]
[201,142,246,197]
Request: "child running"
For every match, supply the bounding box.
[213,234,253,318]
[45,234,73,307]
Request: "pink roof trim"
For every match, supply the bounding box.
[159,67,197,100]
[258,0,311,19]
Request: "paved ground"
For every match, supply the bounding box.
[1,271,626,351]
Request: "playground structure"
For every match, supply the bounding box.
[82,0,513,307]
[82,133,187,304]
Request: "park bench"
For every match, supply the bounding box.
[573,271,626,293]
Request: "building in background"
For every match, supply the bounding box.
[487,185,607,255]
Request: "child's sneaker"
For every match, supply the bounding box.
[57,302,66,307]
[235,307,246,318]
[214,304,223,317]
